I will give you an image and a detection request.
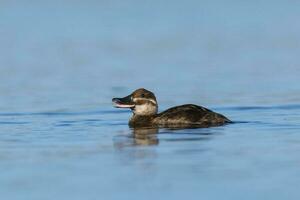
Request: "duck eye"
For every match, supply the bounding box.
[141,94,145,98]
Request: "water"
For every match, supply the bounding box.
[1,1,300,199]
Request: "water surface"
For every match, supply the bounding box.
[1,1,300,200]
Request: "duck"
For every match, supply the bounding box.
[112,88,231,128]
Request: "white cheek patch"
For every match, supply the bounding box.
[133,98,157,105]
[134,104,157,115]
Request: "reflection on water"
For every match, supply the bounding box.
[114,126,222,147]
[113,128,159,148]
[132,128,159,146]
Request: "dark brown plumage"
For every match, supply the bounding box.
[112,88,231,128]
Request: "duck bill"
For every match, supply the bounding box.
[112,95,135,108]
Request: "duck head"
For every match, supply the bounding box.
[112,88,158,116]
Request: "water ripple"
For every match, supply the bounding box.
[216,104,300,111]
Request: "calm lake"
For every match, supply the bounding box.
[1,1,300,199]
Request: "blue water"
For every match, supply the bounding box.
[1,1,300,199]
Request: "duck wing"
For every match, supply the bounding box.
[155,104,230,127]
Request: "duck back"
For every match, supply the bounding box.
[153,104,231,128]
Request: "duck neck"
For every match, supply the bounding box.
[129,114,157,128]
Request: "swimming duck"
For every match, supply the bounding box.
[112,88,231,128]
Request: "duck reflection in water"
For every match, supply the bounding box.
[114,126,218,148]
[113,127,159,148]
[131,127,159,146]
